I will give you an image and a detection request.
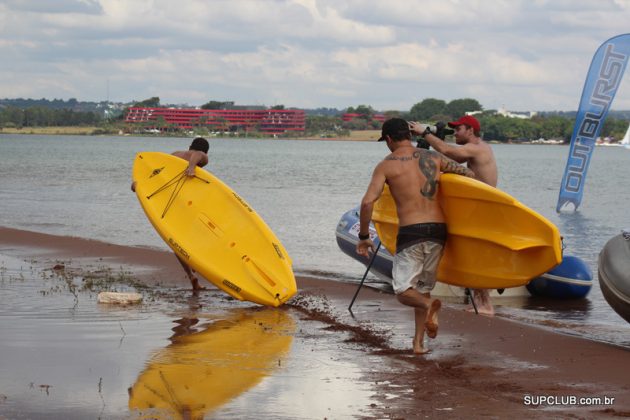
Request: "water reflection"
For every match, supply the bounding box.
[556,212,613,265]
[129,308,294,419]
[519,296,593,320]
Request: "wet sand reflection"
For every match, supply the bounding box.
[128,308,294,419]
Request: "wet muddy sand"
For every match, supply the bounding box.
[1,226,629,419]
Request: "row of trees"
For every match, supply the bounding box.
[2,96,630,142]
[336,98,629,142]
[0,106,101,128]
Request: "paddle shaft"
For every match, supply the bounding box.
[465,288,479,314]
[348,241,382,312]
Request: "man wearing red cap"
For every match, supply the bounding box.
[410,115,498,316]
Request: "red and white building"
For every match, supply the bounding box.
[125,107,306,135]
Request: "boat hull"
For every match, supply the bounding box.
[527,256,592,299]
[598,233,630,323]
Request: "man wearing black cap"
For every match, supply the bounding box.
[410,116,498,315]
[356,118,475,354]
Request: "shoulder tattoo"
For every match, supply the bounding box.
[418,150,438,198]
[385,155,414,161]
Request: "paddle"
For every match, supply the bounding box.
[348,241,382,312]
[465,288,479,314]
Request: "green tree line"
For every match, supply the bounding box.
[2,96,629,142]
[0,106,101,128]
[331,98,629,142]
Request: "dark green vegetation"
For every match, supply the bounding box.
[1,97,629,142]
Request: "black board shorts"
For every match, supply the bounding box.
[396,223,447,254]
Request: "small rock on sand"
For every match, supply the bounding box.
[97,292,143,304]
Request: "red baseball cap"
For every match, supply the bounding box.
[448,115,480,132]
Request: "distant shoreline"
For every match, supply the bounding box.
[0,127,572,144]
[0,126,382,141]
[1,126,101,135]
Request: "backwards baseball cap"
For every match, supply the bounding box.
[378,117,411,141]
[448,115,480,132]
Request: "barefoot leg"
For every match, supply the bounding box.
[425,299,441,339]
[175,255,206,291]
[397,289,434,354]
[190,276,204,291]
[473,289,494,316]
[413,307,429,354]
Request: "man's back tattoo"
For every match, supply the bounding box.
[418,151,438,198]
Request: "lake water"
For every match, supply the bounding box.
[1,134,629,348]
[0,254,376,419]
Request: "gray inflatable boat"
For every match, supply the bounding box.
[598,231,630,324]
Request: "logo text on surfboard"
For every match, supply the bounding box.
[272,243,284,259]
[222,279,242,293]
[150,167,164,178]
[232,192,253,212]
[168,238,190,259]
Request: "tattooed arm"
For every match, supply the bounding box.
[439,153,475,178]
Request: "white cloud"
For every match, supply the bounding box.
[1,0,630,111]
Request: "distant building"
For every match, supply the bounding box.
[465,107,537,119]
[125,107,305,135]
[495,107,537,119]
[342,113,386,122]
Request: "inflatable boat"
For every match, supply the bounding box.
[598,231,630,323]
[526,255,592,299]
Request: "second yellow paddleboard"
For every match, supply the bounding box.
[372,174,562,289]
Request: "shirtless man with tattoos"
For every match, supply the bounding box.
[356,118,475,354]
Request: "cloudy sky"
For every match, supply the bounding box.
[2,0,630,112]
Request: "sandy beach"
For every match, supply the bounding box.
[1,225,629,419]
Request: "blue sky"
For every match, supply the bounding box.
[2,0,630,112]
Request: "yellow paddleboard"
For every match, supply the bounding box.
[372,174,562,289]
[129,308,294,419]
[133,152,297,306]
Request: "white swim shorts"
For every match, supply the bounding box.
[392,241,444,295]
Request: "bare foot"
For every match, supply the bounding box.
[190,276,206,291]
[477,306,494,316]
[425,299,441,339]
[413,345,430,355]
[466,306,494,316]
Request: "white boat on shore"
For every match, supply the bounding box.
[597,123,630,148]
